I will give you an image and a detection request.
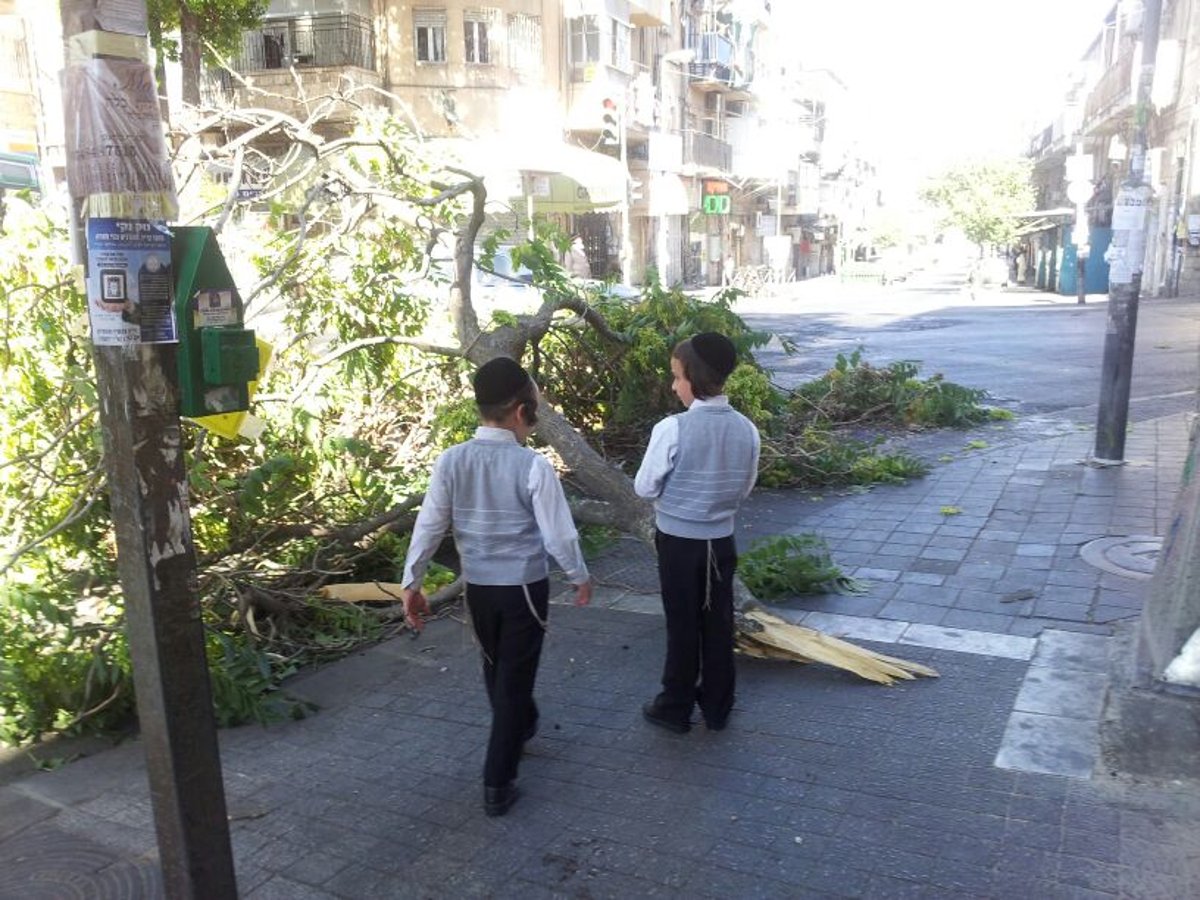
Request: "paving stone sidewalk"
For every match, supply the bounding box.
[2,410,1199,898]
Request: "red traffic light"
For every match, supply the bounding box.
[601,97,619,146]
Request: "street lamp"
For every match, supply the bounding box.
[655,48,694,284]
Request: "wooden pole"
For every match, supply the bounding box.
[57,3,237,895]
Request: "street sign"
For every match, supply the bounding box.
[701,179,730,216]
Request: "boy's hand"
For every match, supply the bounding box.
[573,579,593,607]
[401,587,430,632]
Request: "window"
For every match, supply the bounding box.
[610,19,632,72]
[464,9,493,65]
[507,14,543,78]
[414,8,447,63]
[568,15,601,65]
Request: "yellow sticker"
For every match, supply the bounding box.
[187,338,273,440]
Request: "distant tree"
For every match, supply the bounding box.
[148,0,268,109]
[920,159,1034,253]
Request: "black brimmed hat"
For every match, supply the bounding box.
[690,332,737,379]
[473,357,530,405]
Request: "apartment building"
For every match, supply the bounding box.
[1028,0,1200,298]
[212,0,841,286]
[13,1,847,288]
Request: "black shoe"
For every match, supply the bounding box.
[484,782,519,817]
[522,718,538,744]
[642,701,690,734]
[705,717,728,732]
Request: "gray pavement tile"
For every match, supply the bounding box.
[957,561,1005,578]
[1092,606,1140,624]
[908,557,959,575]
[900,624,1035,660]
[894,583,958,606]
[995,712,1099,778]
[1013,666,1109,721]
[954,589,1009,613]
[246,874,342,898]
[1008,618,1049,637]
[798,612,908,643]
[853,566,900,582]
[1033,631,1111,673]
[0,788,57,841]
[919,545,967,562]
[1017,543,1058,557]
[940,608,1019,633]
[1032,599,1093,621]
[1118,869,1198,900]
[877,600,947,625]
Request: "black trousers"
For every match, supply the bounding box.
[466,580,548,788]
[653,530,737,725]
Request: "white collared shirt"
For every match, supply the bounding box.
[403,426,590,589]
[634,396,761,502]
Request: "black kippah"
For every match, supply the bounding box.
[473,357,530,405]
[691,332,737,379]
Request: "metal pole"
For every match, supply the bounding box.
[58,3,237,896]
[1077,254,1087,304]
[1094,0,1162,463]
[618,93,631,285]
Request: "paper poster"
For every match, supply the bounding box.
[1111,195,1150,232]
[61,0,148,37]
[85,218,177,346]
[64,58,174,200]
[193,289,239,328]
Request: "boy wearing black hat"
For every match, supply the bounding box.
[634,332,760,734]
[400,357,592,816]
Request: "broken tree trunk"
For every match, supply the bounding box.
[303,159,939,686]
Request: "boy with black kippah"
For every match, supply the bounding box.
[635,332,760,734]
[401,356,592,816]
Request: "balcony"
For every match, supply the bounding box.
[1082,46,1134,134]
[230,14,376,73]
[683,130,732,172]
[687,32,735,90]
[204,14,382,122]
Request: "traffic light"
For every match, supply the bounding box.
[601,97,620,146]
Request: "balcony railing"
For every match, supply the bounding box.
[1083,46,1134,126]
[687,32,734,85]
[230,14,376,74]
[684,130,732,171]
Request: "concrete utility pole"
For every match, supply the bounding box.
[1093,0,1163,463]
[58,2,237,896]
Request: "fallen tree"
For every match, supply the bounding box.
[1,87,945,745]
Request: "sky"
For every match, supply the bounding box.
[773,0,1119,186]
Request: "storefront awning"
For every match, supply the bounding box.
[429,137,626,213]
[1013,208,1074,236]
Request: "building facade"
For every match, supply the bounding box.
[205,0,859,287]
[12,1,856,289]
[1029,0,1200,298]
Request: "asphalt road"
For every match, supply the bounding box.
[735,265,1199,426]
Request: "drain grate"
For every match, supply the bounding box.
[1079,535,1162,580]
